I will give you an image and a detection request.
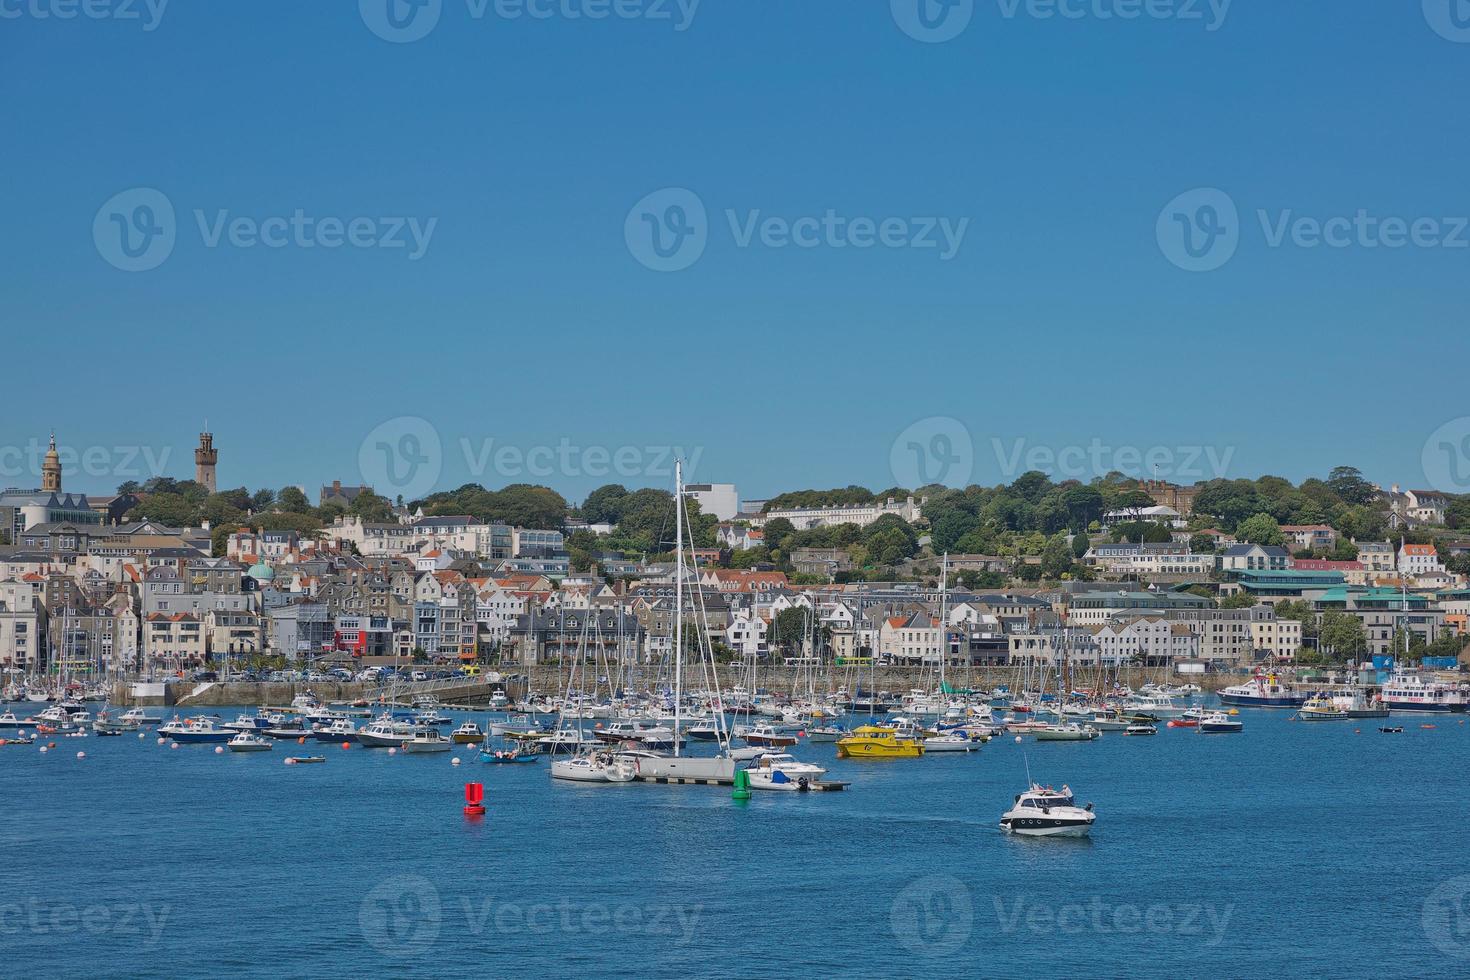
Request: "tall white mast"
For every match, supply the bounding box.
[673,459,683,757]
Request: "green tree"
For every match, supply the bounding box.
[769,607,812,654]
[581,484,629,525]
[1220,591,1256,609]
[348,489,396,524]
[1326,466,1378,505]
[763,518,797,554]
[1236,513,1285,546]
[277,486,313,513]
[1040,535,1073,579]
[1318,611,1365,659]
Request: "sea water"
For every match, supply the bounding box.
[4,708,1468,978]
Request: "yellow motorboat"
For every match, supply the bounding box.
[835,725,925,759]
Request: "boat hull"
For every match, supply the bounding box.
[1000,816,1094,838]
[1218,693,1305,708]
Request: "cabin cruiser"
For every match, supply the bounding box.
[264,719,311,740]
[121,708,162,726]
[227,732,274,752]
[0,710,27,729]
[1121,693,1185,717]
[744,752,827,791]
[356,714,418,748]
[737,724,799,748]
[402,726,452,753]
[312,718,360,742]
[224,713,272,733]
[1000,784,1096,837]
[159,716,235,743]
[92,712,139,734]
[1380,673,1468,714]
[1218,673,1305,708]
[1198,711,1243,733]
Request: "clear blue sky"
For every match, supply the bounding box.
[4,2,1468,503]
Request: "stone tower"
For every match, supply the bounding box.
[41,432,61,493]
[195,430,218,493]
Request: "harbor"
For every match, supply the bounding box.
[5,689,1467,977]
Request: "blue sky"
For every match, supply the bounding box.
[4,1,1469,503]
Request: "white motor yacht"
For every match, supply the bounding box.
[228,732,274,752]
[1000,784,1096,837]
[401,726,452,753]
[745,752,827,790]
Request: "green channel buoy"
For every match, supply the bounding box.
[732,768,751,801]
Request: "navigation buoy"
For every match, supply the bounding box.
[464,782,486,817]
[732,769,751,802]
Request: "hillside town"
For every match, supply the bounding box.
[3,430,1469,686]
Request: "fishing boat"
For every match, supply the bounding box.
[92,713,138,734]
[158,716,235,743]
[1198,711,1243,733]
[745,752,828,791]
[356,715,417,749]
[451,721,485,744]
[311,718,360,743]
[264,719,311,740]
[835,725,924,759]
[1000,784,1096,838]
[1218,672,1305,708]
[401,727,452,753]
[227,732,274,752]
[1034,723,1099,742]
[1299,696,1349,721]
[0,710,27,729]
[121,708,162,726]
[1087,713,1131,732]
[490,715,536,737]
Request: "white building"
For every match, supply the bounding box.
[755,496,923,530]
[685,483,739,521]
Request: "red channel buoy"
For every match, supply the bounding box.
[464,782,486,817]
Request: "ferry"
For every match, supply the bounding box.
[1217,673,1306,708]
[1380,673,1469,714]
